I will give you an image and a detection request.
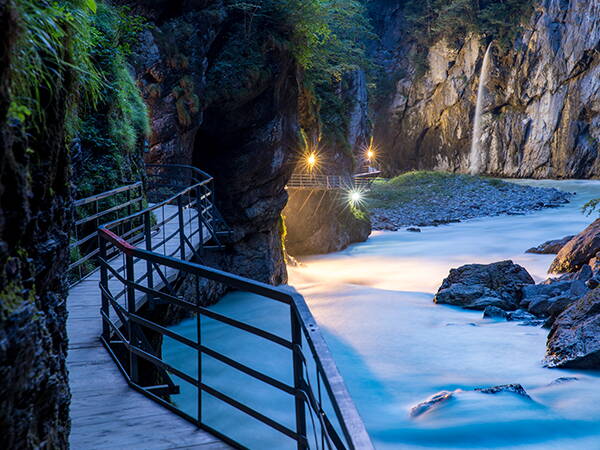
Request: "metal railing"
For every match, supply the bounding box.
[95,167,373,449]
[287,173,379,190]
[69,181,144,284]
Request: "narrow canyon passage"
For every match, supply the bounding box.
[166,180,600,449]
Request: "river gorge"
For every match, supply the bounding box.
[1,0,599,448]
[164,179,600,449]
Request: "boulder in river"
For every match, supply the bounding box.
[434,261,534,311]
[526,235,575,254]
[545,289,600,369]
[475,384,531,399]
[483,305,508,319]
[409,391,454,417]
[550,219,600,273]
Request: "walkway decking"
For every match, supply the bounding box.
[67,205,230,449]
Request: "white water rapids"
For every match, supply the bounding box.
[165,179,600,449]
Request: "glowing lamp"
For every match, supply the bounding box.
[351,192,362,202]
[367,149,374,160]
[307,153,317,167]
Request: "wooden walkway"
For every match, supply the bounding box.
[67,205,231,449]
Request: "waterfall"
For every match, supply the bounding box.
[469,43,492,175]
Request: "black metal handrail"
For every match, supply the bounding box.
[69,181,144,284]
[94,165,372,449]
[98,226,372,449]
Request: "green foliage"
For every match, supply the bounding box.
[403,0,534,50]
[219,0,374,153]
[8,0,102,127]
[583,199,600,216]
[368,171,513,209]
[76,2,149,197]
[350,203,370,223]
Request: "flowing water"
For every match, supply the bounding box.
[469,44,493,175]
[165,179,600,449]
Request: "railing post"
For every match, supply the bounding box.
[291,307,307,449]
[144,211,154,292]
[196,186,204,255]
[126,254,139,384]
[177,195,186,260]
[99,234,109,341]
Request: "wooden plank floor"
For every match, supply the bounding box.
[68,205,231,449]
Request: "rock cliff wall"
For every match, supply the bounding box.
[125,0,299,283]
[0,3,71,447]
[373,0,600,178]
[283,189,371,256]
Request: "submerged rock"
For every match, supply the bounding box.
[434,261,534,311]
[506,309,538,323]
[550,219,600,273]
[475,384,531,400]
[548,377,579,386]
[526,235,574,254]
[409,391,454,417]
[545,290,600,369]
[483,305,508,319]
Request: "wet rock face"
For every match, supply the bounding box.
[372,0,600,178]
[545,289,600,369]
[128,1,299,284]
[526,235,575,255]
[550,219,600,274]
[434,261,535,310]
[0,5,71,446]
[283,189,371,256]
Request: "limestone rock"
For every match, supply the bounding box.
[371,0,600,178]
[284,189,371,256]
[434,261,534,310]
[550,220,600,274]
[545,290,600,369]
[526,235,575,254]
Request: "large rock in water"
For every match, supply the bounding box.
[434,261,534,310]
[545,290,600,369]
[283,189,371,256]
[526,235,575,255]
[550,219,600,273]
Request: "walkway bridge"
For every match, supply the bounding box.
[67,164,372,449]
[286,171,380,191]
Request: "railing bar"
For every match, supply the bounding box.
[151,229,180,252]
[129,344,198,387]
[69,232,97,249]
[200,382,305,444]
[75,197,144,226]
[200,345,296,395]
[68,247,100,269]
[74,181,142,206]
[129,312,198,349]
[199,308,293,349]
[125,247,293,305]
[152,209,180,230]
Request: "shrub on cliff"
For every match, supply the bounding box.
[74,2,149,198]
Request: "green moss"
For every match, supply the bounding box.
[350,204,370,223]
[368,171,513,209]
[0,278,36,320]
[279,214,288,254]
[8,0,101,129]
[75,1,149,198]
